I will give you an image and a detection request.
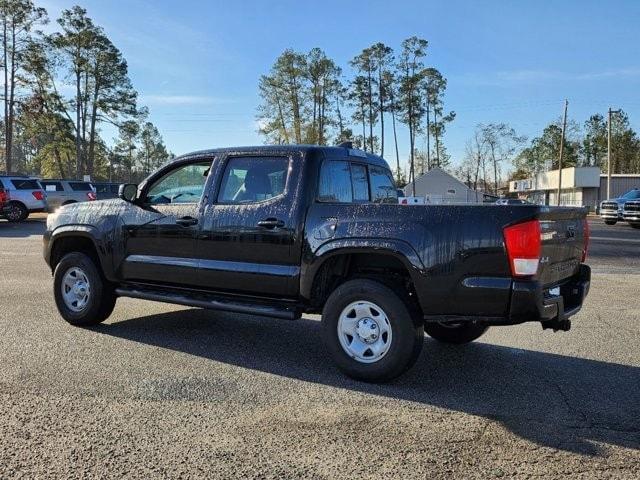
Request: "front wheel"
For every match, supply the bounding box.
[322,279,424,382]
[424,322,488,344]
[629,223,640,229]
[53,252,116,326]
[604,220,617,225]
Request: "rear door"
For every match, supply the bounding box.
[195,154,300,296]
[537,209,588,286]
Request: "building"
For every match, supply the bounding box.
[509,166,640,209]
[403,167,487,204]
[597,174,640,202]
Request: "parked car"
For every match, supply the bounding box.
[0,175,48,222]
[43,145,590,382]
[92,182,121,200]
[39,180,97,211]
[599,188,640,225]
[0,182,7,218]
[495,198,529,205]
[622,200,640,228]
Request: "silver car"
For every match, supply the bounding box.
[39,180,97,211]
[0,176,48,222]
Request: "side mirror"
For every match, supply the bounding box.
[118,184,138,203]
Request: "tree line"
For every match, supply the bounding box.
[256,37,455,187]
[0,0,172,182]
[454,110,640,194]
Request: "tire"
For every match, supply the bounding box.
[5,202,28,222]
[630,223,640,229]
[604,220,617,225]
[53,252,116,326]
[424,322,488,344]
[321,279,424,382]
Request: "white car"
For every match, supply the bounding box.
[0,176,48,222]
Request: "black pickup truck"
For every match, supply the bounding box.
[43,145,591,381]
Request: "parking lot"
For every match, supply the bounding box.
[0,216,638,478]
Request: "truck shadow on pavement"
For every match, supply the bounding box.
[94,309,640,456]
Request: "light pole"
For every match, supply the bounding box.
[557,99,568,206]
[607,107,621,199]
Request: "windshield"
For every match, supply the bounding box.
[621,190,640,199]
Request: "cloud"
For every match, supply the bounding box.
[457,67,640,86]
[140,95,235,106]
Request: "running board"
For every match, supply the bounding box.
[115,285,301,320]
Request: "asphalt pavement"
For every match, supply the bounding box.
[0,215,638,479]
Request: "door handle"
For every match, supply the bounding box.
[176,216,198,227]
[257,218,285,229]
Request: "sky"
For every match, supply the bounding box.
[40,0,640,172]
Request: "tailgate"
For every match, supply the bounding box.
[537,208,588,286]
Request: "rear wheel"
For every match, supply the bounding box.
[5,202,28,222]
[424,322,488,344]
[604,220,617,225]
[53,252,116,326]
[322,279,424,382]
[630,223,640,229]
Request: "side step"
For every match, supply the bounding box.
[115,284,301,320]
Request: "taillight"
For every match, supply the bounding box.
[87,192,97,201]
[32,191,44,201]
[503,219,541,277]
[582,220,590,262]
[0,191,7,203]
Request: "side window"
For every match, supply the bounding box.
[318,161,352,202]
[145,161,211,205]
[10,179,41,190]
[41,181,64,192]
[369,166,398,204]
[218,156,289,204]
[69,182,93,191]
[350,164,370,202]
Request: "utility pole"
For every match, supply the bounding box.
[557,99,568,206]
[607,107,621,199]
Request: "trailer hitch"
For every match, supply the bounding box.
[541,318,571,332]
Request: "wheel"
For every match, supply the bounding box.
[5,202,28,222]
[321,279,424,382]
[53,252,116,326]
[630,223,640,229]
[424,322,488,344]
[604,220,617,225]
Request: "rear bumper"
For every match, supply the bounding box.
[623,213,640,222]
[508,264,590,324]
[424,265,591,328]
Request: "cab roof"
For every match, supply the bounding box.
[177,144,391,169]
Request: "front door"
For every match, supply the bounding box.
[119,159,213,287]
[196,154,300,297]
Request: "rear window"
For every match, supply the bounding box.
[10,179,41,190]
[69,182,93,191]
[369,166,398,204]
[318,161,397,204]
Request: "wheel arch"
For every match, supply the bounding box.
[301,239,425,311]
[47,226,111,280]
